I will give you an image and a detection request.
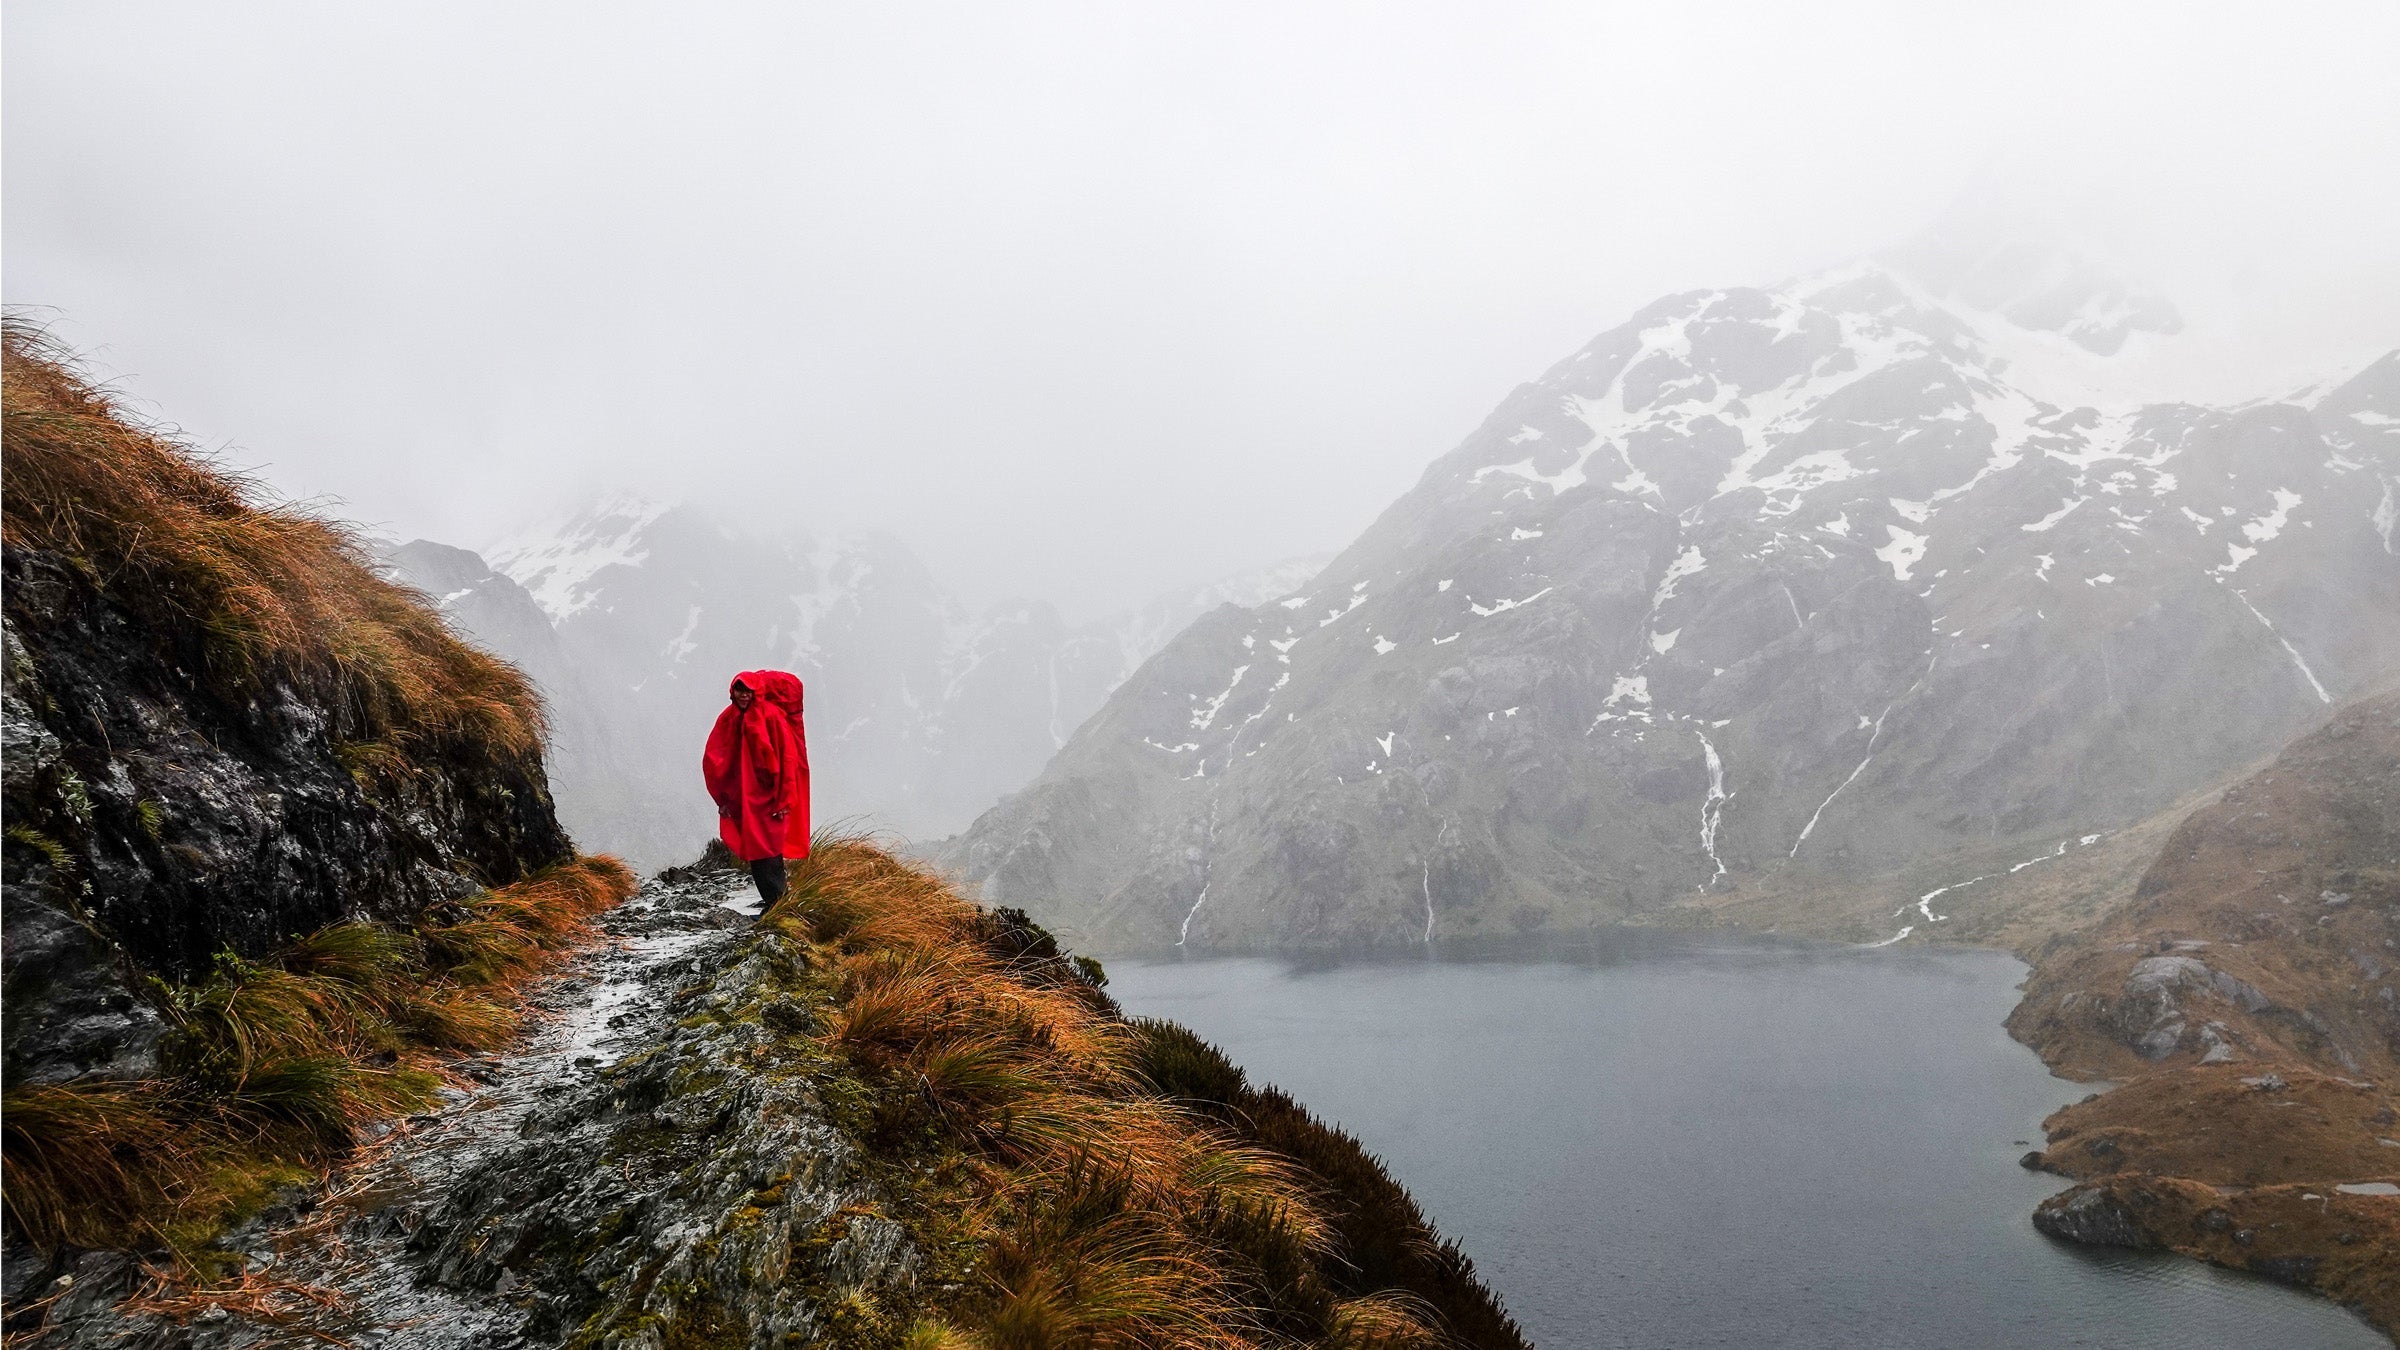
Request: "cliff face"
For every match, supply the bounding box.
[2007,689,2400,1335]
[0,328,573,1089]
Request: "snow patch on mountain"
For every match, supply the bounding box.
[937,229,2400,952]
[490,494,672,620]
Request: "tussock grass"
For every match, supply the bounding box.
[423,855,636,987]
[0,320,543,760]
[0,1082,187,1252]
[971,1165,1244,1350]
[1131,1024,1529,1349]
[775,835,1468,1349]
[0,855,635,1263]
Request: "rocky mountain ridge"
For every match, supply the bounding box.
[943,246,2400,953]
[381,502,1325,867]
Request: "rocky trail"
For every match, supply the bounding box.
[22,872,761,1349]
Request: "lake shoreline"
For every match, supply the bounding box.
[1105,942,2385,1347]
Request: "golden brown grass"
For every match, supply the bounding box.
[772,836,1446,1350]
[422,854,638,986]
[0,855,635,1264]
[0,319,543,760]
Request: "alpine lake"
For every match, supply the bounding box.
[1109,935,2386,1349]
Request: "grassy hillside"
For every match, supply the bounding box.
[769,838,1528,1348]
[1,321,636,1288]
[2009,689,2400,1337]
[1,321,544,764]
[0,324,1523,1346]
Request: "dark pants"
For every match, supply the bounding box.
[748,857,787,906]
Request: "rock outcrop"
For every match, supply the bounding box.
[1,329,573,1092]
[1,326,617,1346]
[413,881,920,1347]
[2009,689,2400,1081]
[2011,689,2400,1337]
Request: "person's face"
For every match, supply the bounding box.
[731,686,754,711]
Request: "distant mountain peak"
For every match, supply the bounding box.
[942,257,2400,954]
[487,493,681,621]
[1879,233,2183,357]
[397,500,1342,864]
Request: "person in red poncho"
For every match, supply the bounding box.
[701,670,810,904]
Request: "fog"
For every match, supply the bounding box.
[7,1,2397,618]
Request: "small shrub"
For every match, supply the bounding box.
[4,822,76,879]
[393,985,519,1051]
[1130,1020,1531,1348]
[420,855,637,987]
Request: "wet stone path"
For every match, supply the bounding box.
[39,871,761,1349]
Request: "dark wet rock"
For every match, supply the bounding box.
[1,1252,146,1349]
[1,543,571,1092]
[398,874,928,1347]
[413,903,923,1347]
[2252,1254,2321,1285]
[2032,1184,2159,1250]
[0,856,167,1085]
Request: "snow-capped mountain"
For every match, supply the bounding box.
[383,504,1325,867]
[940,245,2400,953]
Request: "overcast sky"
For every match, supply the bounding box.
[9,2,2398,618]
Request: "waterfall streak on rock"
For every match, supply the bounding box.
[1178,794,1225,947]
[1421,858,1436,944]
[2228,588,2333,703]
[1791,658,1935,858]
[1895,834,2106,925]
[1695,729,1731,886]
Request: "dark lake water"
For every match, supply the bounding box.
[1109,939,2387,1349]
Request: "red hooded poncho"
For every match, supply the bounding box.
[701,670,811,861]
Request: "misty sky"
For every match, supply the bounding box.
[8,2,2397,618]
